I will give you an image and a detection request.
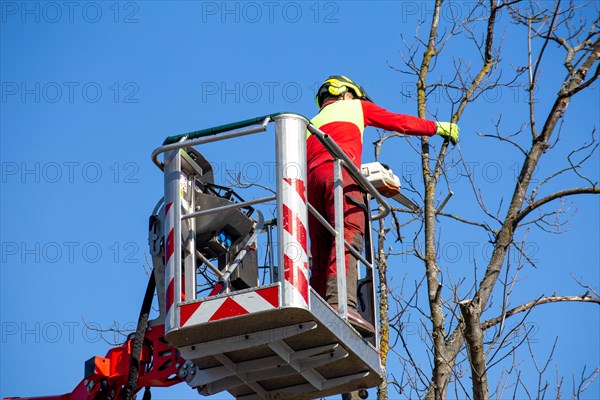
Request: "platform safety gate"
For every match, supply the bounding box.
[150,113,391,400]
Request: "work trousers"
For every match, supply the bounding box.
[307,161,366,308]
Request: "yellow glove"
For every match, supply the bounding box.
[436,122,459,145]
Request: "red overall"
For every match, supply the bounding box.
[307,99,436,307]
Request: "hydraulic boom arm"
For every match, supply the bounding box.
[4,323,183,400]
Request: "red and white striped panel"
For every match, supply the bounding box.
[179,286,280,327]
[281,177,309,308]
[164,201,176,331]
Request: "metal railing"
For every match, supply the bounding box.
[151,113,391,334]
[305,124,390,319]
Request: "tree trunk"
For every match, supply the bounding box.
[377,218,389,400]
[459,299,488,400]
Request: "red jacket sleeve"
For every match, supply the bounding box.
[361,100,437,136]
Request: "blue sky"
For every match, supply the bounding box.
[1,1,598,399]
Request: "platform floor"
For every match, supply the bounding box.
[166,288,382,400]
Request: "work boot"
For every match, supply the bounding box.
[330,304,375,336]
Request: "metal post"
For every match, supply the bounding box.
[365,195,379,350]
[274,114,310,308]
[267,224,277,283]
[333,159,347,319]
[164,149,182,333]
[183,174,196,301]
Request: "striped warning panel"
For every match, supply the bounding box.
[164,201,176,331]
[180,286,280,327]
[281,177,309,307]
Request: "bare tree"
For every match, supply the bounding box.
[374,1,600,399]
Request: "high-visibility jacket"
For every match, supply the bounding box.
[307,99,437,172]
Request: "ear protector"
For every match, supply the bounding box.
[327,79,349,97]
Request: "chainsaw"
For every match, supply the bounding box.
[361,161,419,211]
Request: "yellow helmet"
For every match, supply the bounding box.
[316,75,373,108]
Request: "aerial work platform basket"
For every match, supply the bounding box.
[149,113,392,399]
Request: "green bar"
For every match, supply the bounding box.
[162,112,304,145]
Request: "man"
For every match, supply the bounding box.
[307,75,459,335]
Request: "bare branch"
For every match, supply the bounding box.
[527,1,562,138]
[570,273,600,298]
[437,211,495,232]
[527,336,559,399]
[559,39,600,98]
[530,132,599,200]
[573,366,600,399]
[81,316,133,346]
[515,187,600,224]
[481,294,600,330]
